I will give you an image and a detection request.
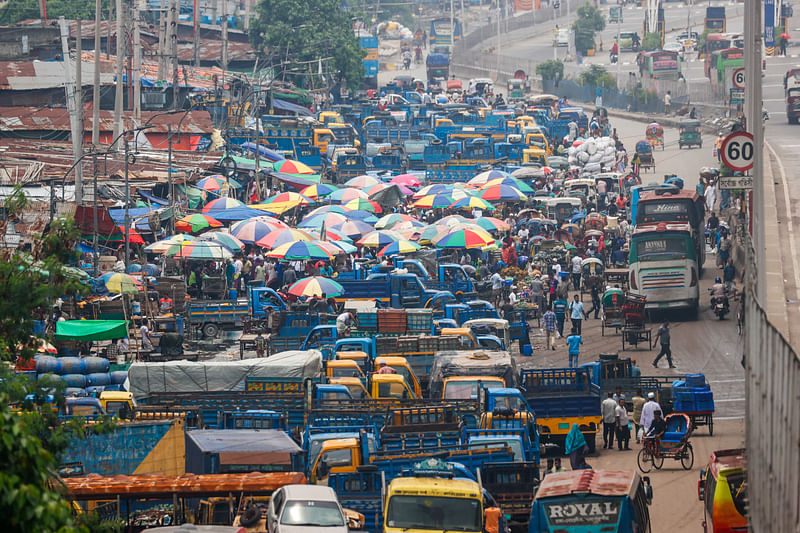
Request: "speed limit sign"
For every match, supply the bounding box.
[721,131,754,172]
[732,68,745,90]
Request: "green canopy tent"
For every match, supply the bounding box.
[55,320,128,341]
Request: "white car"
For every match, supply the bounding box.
[556,28,570,47]
[663,41,685,58]
[267,485,348,533]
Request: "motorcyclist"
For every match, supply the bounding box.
[710,277,727,309]
[494,93,506,107]
[414,46,423,63]
[610,39,619,62]
[402,50,412,69]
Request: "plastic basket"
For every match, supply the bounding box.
[685,373,707,388]
[378,310,407,334]
[419,336,439,352]
[397,336,419,353]
[407,309,433,331]
[358,312,378,331]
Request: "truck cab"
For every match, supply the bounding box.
[442,376,506,400]
[98,391,135,418]
[371,373,418,401]
[524,132,551,154]
[328,377,371,399]
[374,356,422,399]
[326,360,366,379]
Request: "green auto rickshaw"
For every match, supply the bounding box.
[609,6,623,23]
[678,119,702,149]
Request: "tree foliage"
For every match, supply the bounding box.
[0,0,111,24]
[642,32,662,52]
[572,2,605,54]
[579,64,617,90]
[249,0,366,90]
[536,59,564,84]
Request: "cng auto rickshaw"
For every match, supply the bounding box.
[609,5,623,23]
[646,122,665,150]
[678,119,702,149]
[634,140,655,173]
[507,78,526,101]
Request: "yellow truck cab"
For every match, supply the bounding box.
[313,128,336,156]
[98,391,135,417]
[370,373,417,400]
[434,118,455,129]
[328,377,370,399]
[326,360,365,379]
[311,437,361,484]
[523,147,548,165]
[442,376,505,400]
[516,115,535,130]
[330,146,360,172]
[336,350,369,374]
[439,327,481,349]
[318,111,343,126]
[327,122,361,148]
[383,474,484,533]
[524,132,551,154]
[374,356,422,398]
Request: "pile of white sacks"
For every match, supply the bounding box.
[566,136,617,174]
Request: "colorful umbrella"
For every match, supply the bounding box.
[344,175,381,188]
[330,188,369,203]
[144,234,196,253]
[356,230,402,248]
[433,228,495,249]
[165,240,233,260]
[413,184,451,198]
[100,272,142,294]
[412,193,455,209]
[482,177,535,193]
[475,216,511,233]
[436,214,470,227]
[251,191,311,214]
[329,240,358,254]
[230,218,283,243]
[377,239,422,257]
[330,220,376,239]
[306,205,349,217]
[449,196,496,211]
[197,230,245,252]
[307,227,353,242]
[256,228,313,249]
[288,276,344,298]
[272,159,315,175]
[374,213,418,229]
[343,198,382,213]
[267,240,335,260]
[202,197,245,213]
[301,183,339,200]
[175,213,223,233]
[479,184,527,202]
[115,225,145,244]
[390,174,422,188]
[365,183,391,195]
[346,210,380,225]
[298,212,349,229]
[418,224,451,244]
[196,174,241,192]
[468,169,512,187]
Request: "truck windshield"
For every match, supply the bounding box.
[633,236,690,262]
[444,380,504,399]
[386,495,481,531]
[280,500,344,527]
[468,438,523,461]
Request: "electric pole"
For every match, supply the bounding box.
[222,0,229,72]
[158,0,167,80]
[92,0,101,146]
[59,17,84,203]
[194,0,200,67]
[112,0,125,148]
[170,0,179,110]
[133,0,142,124]
[76,20,83,176]
[244,0,251,32]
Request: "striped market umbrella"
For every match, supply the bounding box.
[374,213,418,229]
[418,224,451,245]
[99,272,142,294]
[230,218,284,243]
[436,214,470,227]
[144,233,196,253]
[165,240,233,260]
[256,228,313,249]
[345,210,379,225]
[288,276,344,298]
[390,174,422,188]
[344,175,381,188]
[175,213,223,233]
[356,230,402,248]
[482,177,535,193]
[343,198,382,213]
[474,216,512,233]
[196,174,241,192]
[330,188,369,203]
[449,196,496,211]
[412,193,455,209]
[273,159,315,175]
[365,182,390,195]
[330,220,376,239]
[468,169,512,188]
[267,240,335,260]
[251,191,311,214]
[197,230,245,252]
[202,197,245,213]
[413,184,451,198]
[328,240,358,254]
[479,184,528,202]
[301,183,339,200]
[377,239,421,257]
[433,227,496,249]
[306,205,349,217]
[306,227,353,242]
[298,212,349,229]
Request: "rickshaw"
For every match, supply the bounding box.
[646,122,664,150]
[634,140,655,173]
[601,287,626,336]
[580,257,605,295]
[638,413,695,472]
[609,5,623,23]
[585,212,606,231]
[560,222,583,241]
[622,293,650,350]
[678,119,702,149]
[582,229,605,255]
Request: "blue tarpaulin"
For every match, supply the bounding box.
[139,190,169,206]
[108,207,154,230]
[272,98,313,116]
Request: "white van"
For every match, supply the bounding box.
[267,485,348,533]
[556,29,570,47]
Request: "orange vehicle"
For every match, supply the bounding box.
[698,448,748,532]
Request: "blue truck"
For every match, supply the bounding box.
[426,52,450,82]
[335,272,453,308]
[359,34,379,90]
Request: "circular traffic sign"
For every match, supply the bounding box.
[732,68,745,90]
[721,131,754,172]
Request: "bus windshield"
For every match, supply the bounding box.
[386,495,481,531]
[637,200,694,224]
[633,236,691,262]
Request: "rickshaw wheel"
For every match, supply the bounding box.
[637,448,653,473]
[652,452,664,470]
[681,443,695,470]
[708,418,714,436]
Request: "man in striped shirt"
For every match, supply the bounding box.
[542,306,557,351]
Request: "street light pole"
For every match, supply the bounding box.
[167,123,174,234]
[124,135,130,268]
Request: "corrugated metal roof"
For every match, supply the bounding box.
[535,469,638,499]
[187,429,302,454]
[63,472,307,499]
[178,41,256,63]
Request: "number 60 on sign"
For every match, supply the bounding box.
[721,131,754,172]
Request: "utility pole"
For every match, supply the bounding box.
[92,151,99,276]
[112,0,125,148]
[106,1,113,58]
[496,7,500,79]
[194,0,200,67]
[76,20,84,180]
[170,0,179,110]
[244,0,251,31]
[745,0,766,302]
[222,0,229,71]
[158,0,167,80]
[133,0,142,124]
[59,17,84,204]
[616,9,621,84]
[450,0,455,54]
[124,136,130,267]
[167,124,175,233]
[92,0,101,146]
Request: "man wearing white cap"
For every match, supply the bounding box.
[639,392,662,438]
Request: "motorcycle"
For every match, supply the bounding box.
[403,57,411,70]
[610,52,618,64]
[709,289,730,320]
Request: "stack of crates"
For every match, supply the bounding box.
[406,308,433,332]
[674,391,697,412]
[673,373,714,413]
[419,336,439,352]
[358,311,378,332]
[397,336,419,353]
[376,336,398,354]
[378,309,407,334]
[437,336,461,351]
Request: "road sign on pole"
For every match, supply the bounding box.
[721,131,755,172]
[732,68,745,90]
[719,176,754,190]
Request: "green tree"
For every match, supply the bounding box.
[536,59,564,85]
[572,2,605,54]
[579,64,617,90]
[0,0,110,24]
[642,32,662,52]
[249,0,366,90]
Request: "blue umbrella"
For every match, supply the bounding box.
[213,206,276,221]
[346,210,379,225]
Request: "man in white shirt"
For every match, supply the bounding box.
[570,254,582,293]
[615,397,631,450]
[491,271,503,306]
[639,392,662,436]
[601,392,618,449]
